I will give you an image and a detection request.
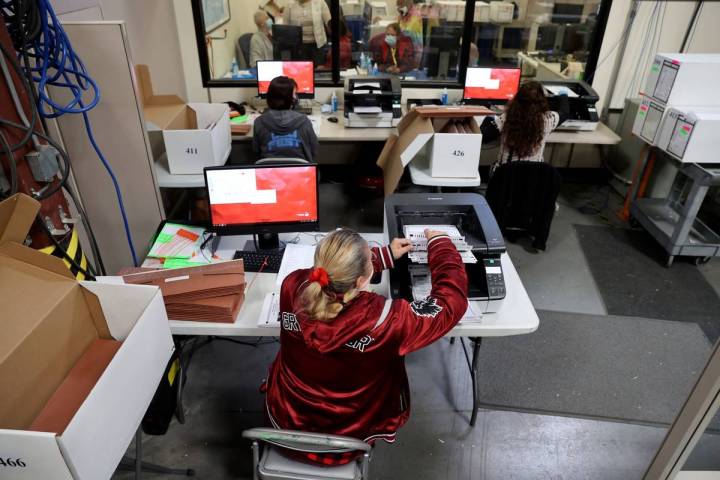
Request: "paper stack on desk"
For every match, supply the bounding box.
[276,243,316,287]
[258,292,281,328]
[122,260,246,323]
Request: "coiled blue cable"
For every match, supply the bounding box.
[25,0,138,266]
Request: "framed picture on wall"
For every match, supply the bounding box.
[202,0,231,33]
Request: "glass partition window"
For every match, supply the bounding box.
[471,0,603,81]
[341,0,461,81]
[194,0,607,85]
[198,0,337,83]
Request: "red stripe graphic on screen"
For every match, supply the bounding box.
[464,68,521,100]
[258,61,314,95]
[210,167,317,225]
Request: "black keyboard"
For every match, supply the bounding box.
[233,250,284,273]
[296,106,313,115]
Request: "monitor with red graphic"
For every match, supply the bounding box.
[205,165,319,235]
[463,67,521,101]
[257,61,315,98]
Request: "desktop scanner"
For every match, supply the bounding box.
[384,193,506,313]
[344,75,402,128]
[541,79,600,131]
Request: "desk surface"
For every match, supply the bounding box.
[232,109,395,143]
[154,108,620,188]
[156,232,538,338]
[546,122,621,145]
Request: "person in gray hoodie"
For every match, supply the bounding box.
[253,76,319,162]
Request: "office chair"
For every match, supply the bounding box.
[237,33,254,68]
[242,428,372,480]
[256,157,310,165]
[485,161,561,251]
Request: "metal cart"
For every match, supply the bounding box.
[630,162,720,267]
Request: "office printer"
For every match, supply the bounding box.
[384,193,506,313]
[541,79,600,131]
[344,75,402,128]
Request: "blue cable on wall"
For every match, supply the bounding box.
[24,0,139,266]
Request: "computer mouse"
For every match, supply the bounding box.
[327,116,338,123]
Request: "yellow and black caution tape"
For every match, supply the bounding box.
[39,227,90,280]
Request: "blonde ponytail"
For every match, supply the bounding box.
[300,229,371,322]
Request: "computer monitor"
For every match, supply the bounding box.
[463,67,521,104]
[501,27,528,50]
[204,164,319,250]
[425,25,463,79]
[562,24,590,54]
[552,3,583,24]
[257,61,315,99]
[272,24,303,60]
[536,24,559,51]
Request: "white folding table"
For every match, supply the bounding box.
[122,232,539,426]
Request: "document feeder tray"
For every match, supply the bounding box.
[385,193,506,313]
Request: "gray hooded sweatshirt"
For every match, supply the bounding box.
[252,109,319,162]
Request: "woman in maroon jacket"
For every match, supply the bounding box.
[370,23,415,74]
[264,228,468,464]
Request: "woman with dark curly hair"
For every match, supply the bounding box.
[491,81,569,174]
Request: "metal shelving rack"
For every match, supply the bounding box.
[631,161,720,267]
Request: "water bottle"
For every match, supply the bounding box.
[440,87,449,105]
[372,62,379,76]
[331,91,338,112]
[231,59,239,79]
[359,52,366,72]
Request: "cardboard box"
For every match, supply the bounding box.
[437,0,465,22]
[340,0,363,16]
[656,107,720,163]
[641,53,720,106]
[376,106,490,195]
[489,1,514,23]
[136,64,231,174]
[474,1,490,22]
[0,194,174,480]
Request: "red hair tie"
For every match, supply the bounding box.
[309,267,330,287]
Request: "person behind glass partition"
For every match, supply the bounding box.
[250,10,275,67]
[370,23,414,74]
[396,0,423,66]
[323,16,352,70]
[283,0,331,63]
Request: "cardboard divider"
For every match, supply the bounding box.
[29,339,123,435]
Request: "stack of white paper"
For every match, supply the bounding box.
[460,301,483,323]
[276,244,317,287]
[404,225,476,264]
[258,292,281,328]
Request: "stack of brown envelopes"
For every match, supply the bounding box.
[122,260,246,323]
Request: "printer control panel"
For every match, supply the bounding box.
[393,103,402,118]
[483,257,505,299]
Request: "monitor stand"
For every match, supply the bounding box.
[243,233,284,253]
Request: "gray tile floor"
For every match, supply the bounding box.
[114,182,720,479]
